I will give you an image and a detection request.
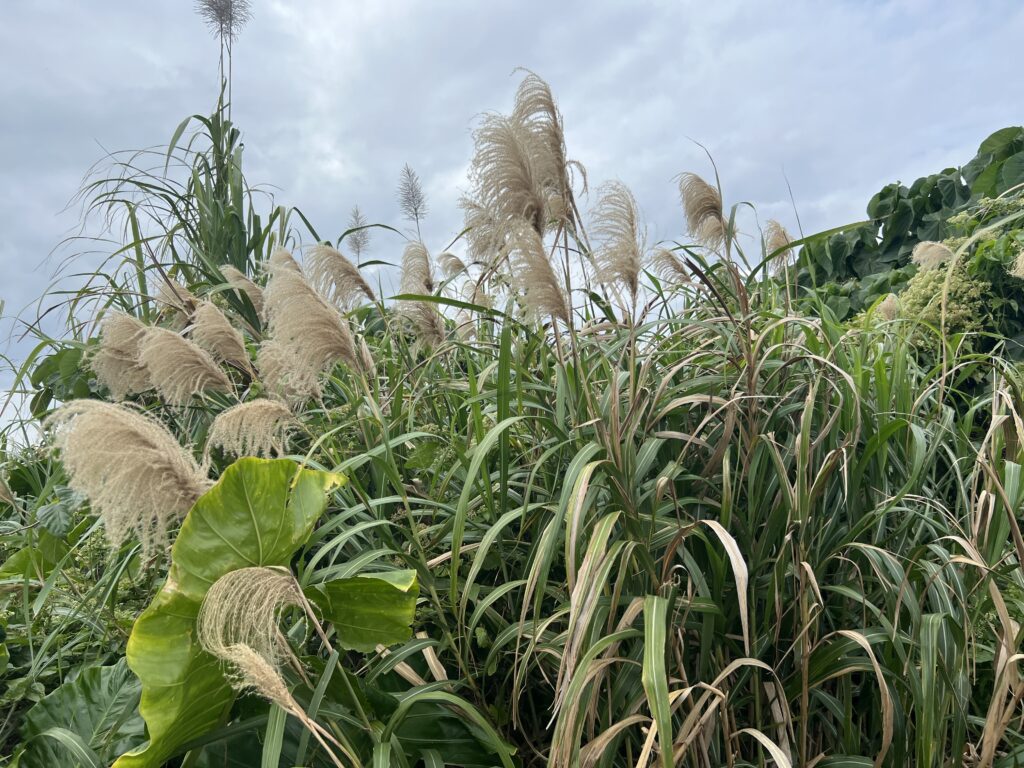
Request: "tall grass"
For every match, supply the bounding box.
[3,71,1024,768]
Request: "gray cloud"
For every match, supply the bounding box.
[2,0,1023,399]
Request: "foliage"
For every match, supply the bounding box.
[5,72,1024,768]
[798,126,1024,321]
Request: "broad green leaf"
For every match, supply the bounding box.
[19,660,144,767]
[307,569,419,652]
[113,458,343,768]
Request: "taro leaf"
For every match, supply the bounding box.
[112,458,343,768]
[307,569,419,652]
[18,659,145,767]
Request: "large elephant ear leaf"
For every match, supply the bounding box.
[307,569,419,652]
[113,457,343,768]
[17,659,144,767]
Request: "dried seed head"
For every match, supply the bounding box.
[438,252,468,280]
[90,313,152,401]
[508,221,569,323]
[191,301,251,371]
[652,248,692,284]
[139,326,233,406]
[357,336,375,374]
[399,242,444,347]
[262,264,358,374]
[397,164,429,225]
[346,206,372,262]
[155,279,197,328]
[1013,249,1024,280]
[220,265,265,316]
[197,567,307,698]
[45,400,210,558]
[878,293,900,321]
[469,114,555,238]
[678,172,726,250]
[912,241,954,271]
[256,340,322,405]
[460,197,510,269]
[268,247,302,273]
[195,0,253,43]
[306,244,375,310]
[592,181,645,300]
[207,399,296,459]
[511,72,574,211]
[764,219,794,275]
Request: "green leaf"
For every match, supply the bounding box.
[642,595,673,768]
[307,570,419,652]
[19,660,145,767]
[112,458,343,768]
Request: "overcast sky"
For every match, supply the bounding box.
[2,0,1023,397]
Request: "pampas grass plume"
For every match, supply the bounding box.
[90,313,151,401]
[139,326,233,406]
[221,265,265,316]
[592,181,644,300]
[912,241,954,271]
[207,399,296,459]
[678,172,726,250]
[508,221,569,323]
[262,260,358,373]
[306,244,375,309]
[45,400,210,557]
[192,301,251,372]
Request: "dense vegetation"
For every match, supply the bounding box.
[5,10,1024,765]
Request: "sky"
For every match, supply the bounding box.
[1,0,1023,411]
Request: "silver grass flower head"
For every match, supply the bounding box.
[90,313,152,401]
[592,181,645,300]
[1012,249,1024,280]
[262,264,358,374]
[399,242,445,347]
[268,247,303,274]
[511,72,572,202]
[347,205,372,261]
[652,248,692,284]
[878,293,900,321]
[45,400,210,558]
[220,265,265,316]
[207,399,295,459]
[438,251,468,279]
[195,0,253,43]
[191,301,251,371]
[764,219,794,275]
[197,566,306,697]
[156,279,197,328]
[911,240,954,271]
[306,244,375,310]
[256,340,322,405]
[469,113,557,238]
[460,197,511,268]
[508,220,569,323]
[397,164,428,224]
[139,326,233,406]
[357,336,376,373]
[678,172,726,250]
